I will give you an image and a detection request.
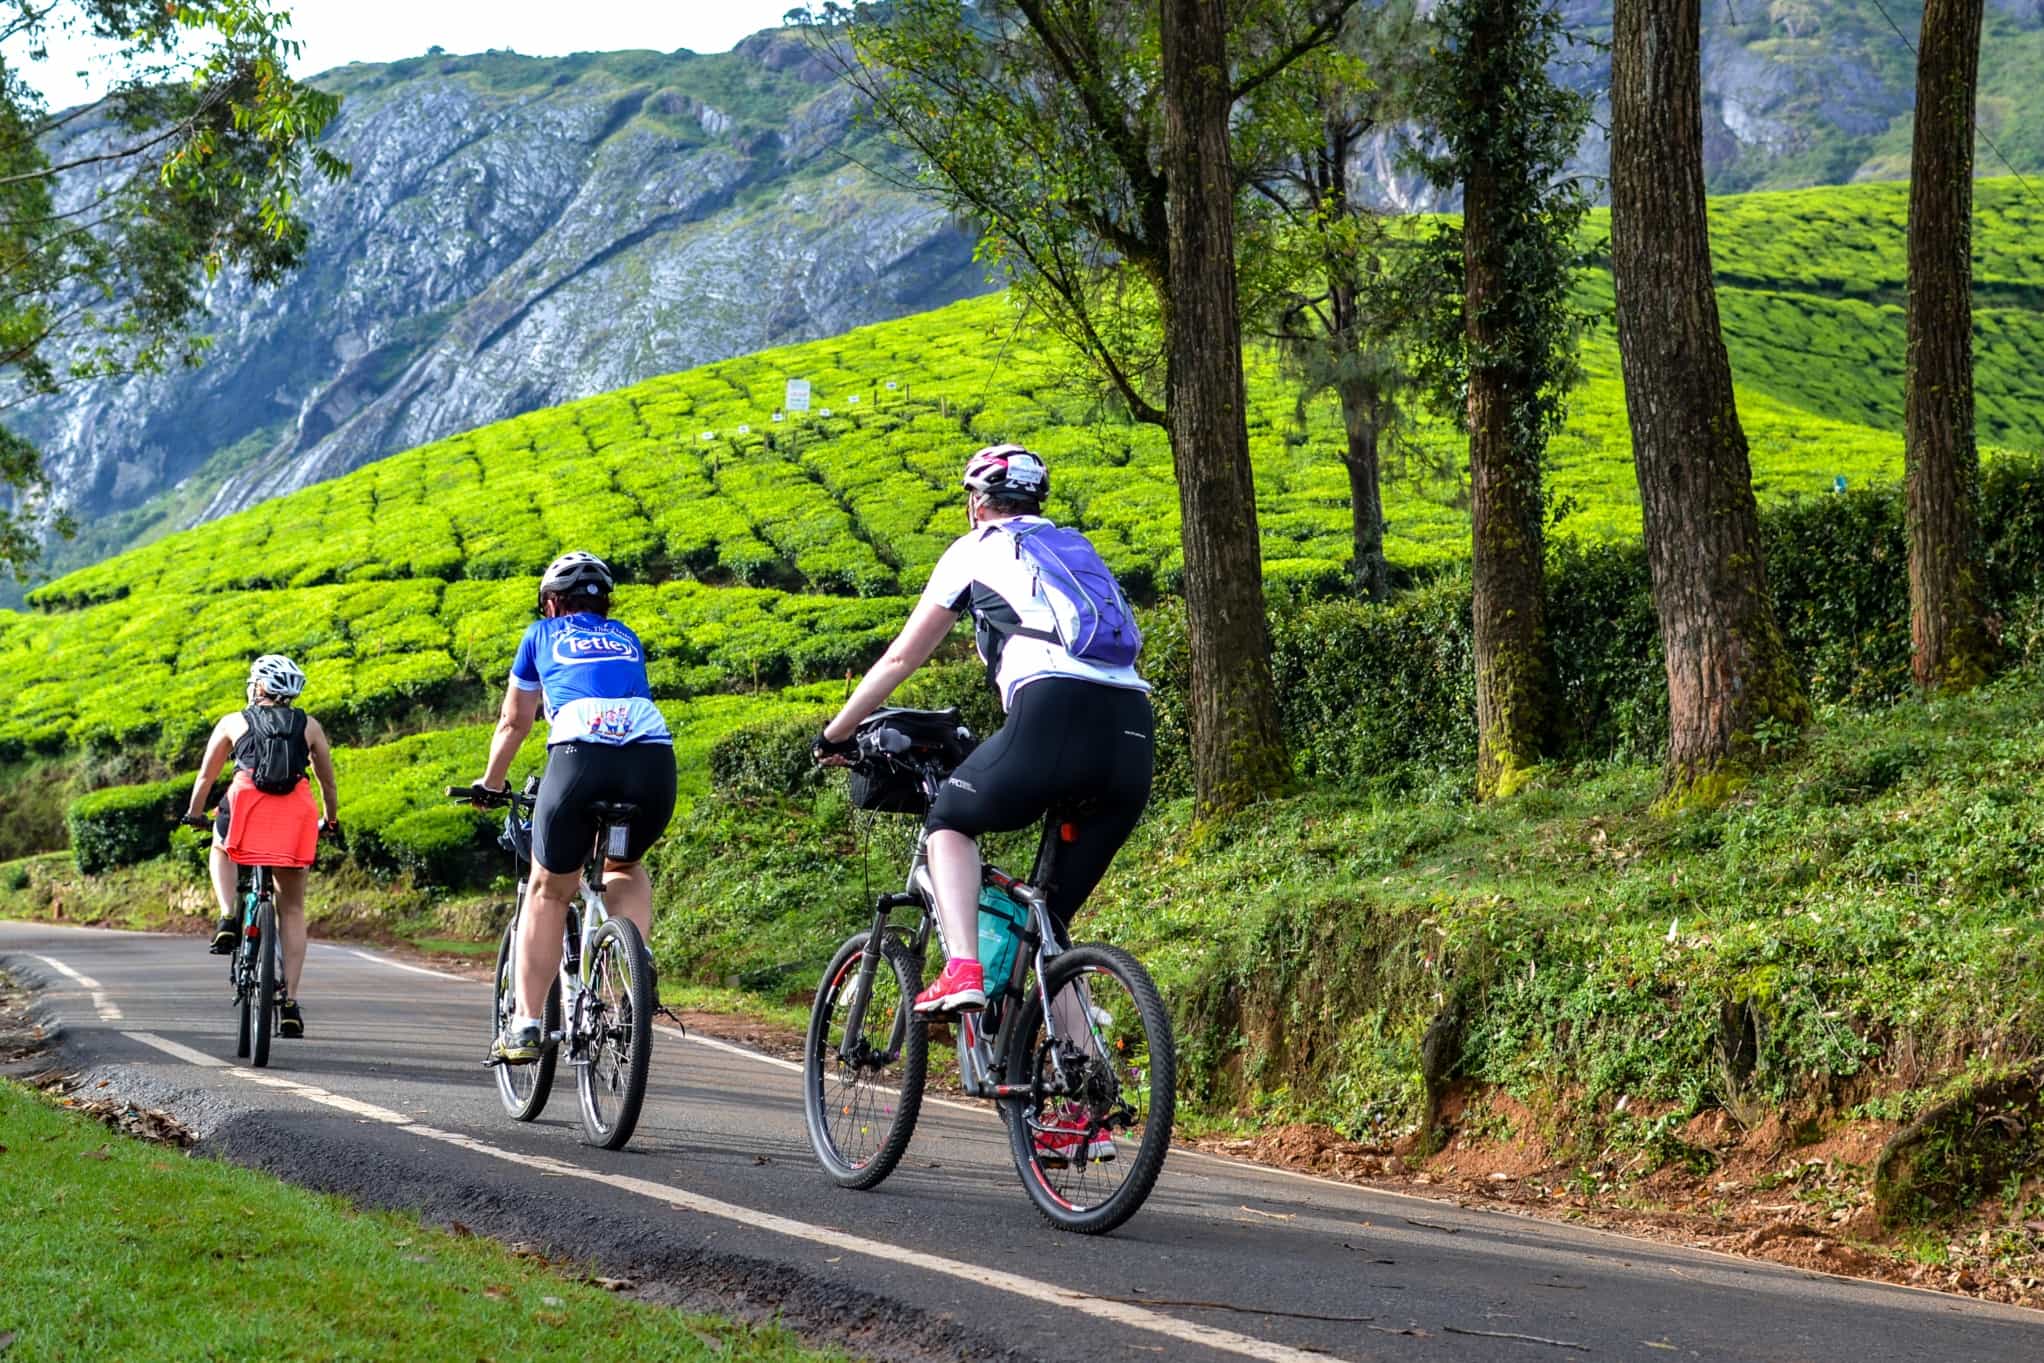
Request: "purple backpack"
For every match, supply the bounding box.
[1001,522,1143,668]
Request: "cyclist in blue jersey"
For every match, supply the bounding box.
[471,551,678,1063]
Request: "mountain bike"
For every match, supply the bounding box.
[451,779,656,1150]
[183,815,283,1067]
[803,707,1175,1235]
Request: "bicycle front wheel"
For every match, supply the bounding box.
[250,898,279,1069]
[492,906,560,1121]
[1002,943,1175,1235]
[803,930,926,1189]
[576,916,653,1150]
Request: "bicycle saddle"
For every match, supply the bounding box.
[586,801,640,822]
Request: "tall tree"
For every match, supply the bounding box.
[1246,1,1428,602]
[1609,0,1807,792]
[1904,0,1995,693]
[1414,0,1589,799]
[0,0,347,578]
[807,0,1353,817]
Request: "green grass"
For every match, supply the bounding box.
[0,1081,841,1362]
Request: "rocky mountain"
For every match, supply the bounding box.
[13,30,990,582]
[12,4,2044,589]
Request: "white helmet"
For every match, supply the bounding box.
[962,444,1048,503]
[538,550,614,610]
[248,654,306,702]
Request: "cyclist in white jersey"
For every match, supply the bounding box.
[815,445,1154,1015]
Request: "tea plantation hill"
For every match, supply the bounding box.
[2,175,2043,877]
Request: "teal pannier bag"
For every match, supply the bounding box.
[977,884,1031,1000]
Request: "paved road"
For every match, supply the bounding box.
[4,921,2038,1363]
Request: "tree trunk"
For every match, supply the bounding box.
[1159,0,1290,817]
[1461,0,1552,800]
[1610,0,1808,790]
[1906,0,1995,693]
[1336,373,1391,602]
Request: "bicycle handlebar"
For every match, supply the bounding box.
[446,784,532,811]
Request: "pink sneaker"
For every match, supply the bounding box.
[912,957,986,1016]
[1034,1103,1118,1167]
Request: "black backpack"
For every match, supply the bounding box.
[237,705,310,795]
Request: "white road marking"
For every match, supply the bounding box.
[30,953,121,1020]
[325,946,469,982]
[228,1069,414,1123]
[656,1023,800,1074]
[124,1031,227,1068]
[31,953,100,990]
[107,1012,1360,1363]
[401,1122,1358,1363]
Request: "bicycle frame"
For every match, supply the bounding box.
[233,865,275,978]
[840,817,1079,1103]
[498,808,625,1065]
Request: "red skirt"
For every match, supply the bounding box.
[223,770,319,868]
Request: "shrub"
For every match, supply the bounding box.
[707,713,831,798]
[67,778,191,874]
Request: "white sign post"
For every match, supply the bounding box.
[784,378,812,414]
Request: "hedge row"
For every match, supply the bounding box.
[60,691,827,884]
[67,778,194,875]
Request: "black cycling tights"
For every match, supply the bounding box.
[925,678,1154,934]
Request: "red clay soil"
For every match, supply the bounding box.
[1183,1087,2044,1312]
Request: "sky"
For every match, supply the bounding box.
[7,1,811,109]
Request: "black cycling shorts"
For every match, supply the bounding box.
[926,677,1154,933]
[531,740,678,875]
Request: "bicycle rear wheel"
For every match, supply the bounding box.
[576,916,653,1149]
[234,941,254,1060]
[492,904,560,1120]
[1002,943,1174,1234]
[250,898,278,1069]
[803,930,926,1189]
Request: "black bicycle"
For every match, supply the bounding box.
[803,707,1175,1235]
[451,779,656,1150]
[184,815,284,1067]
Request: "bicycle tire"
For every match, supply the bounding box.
[234,940,254,1060]
[1002,943,1175,1235]
[251,897,278,1069]
[802,930,926,1190]
[576,916,653,1149]
[492,906,560,1121]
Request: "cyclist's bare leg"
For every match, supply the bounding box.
[926,829,981,961]
[516,863,578,1019]
[599,859,651,938]
[272,866,310,997]
[208,842,237,919]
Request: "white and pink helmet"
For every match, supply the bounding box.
[961,443,1049,503]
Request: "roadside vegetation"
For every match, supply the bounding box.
[0,1079,842,1362]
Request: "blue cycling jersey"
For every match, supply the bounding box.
[509,613,672,747]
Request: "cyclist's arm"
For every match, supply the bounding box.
[304,715,339,823]
[479,683,541,790]
[822,600,958,743]
[185,718,234,820]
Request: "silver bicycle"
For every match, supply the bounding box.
[801,708,1175,1235]
[452,779,655,1150]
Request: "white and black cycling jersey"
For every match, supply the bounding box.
[918,516,1151,710]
